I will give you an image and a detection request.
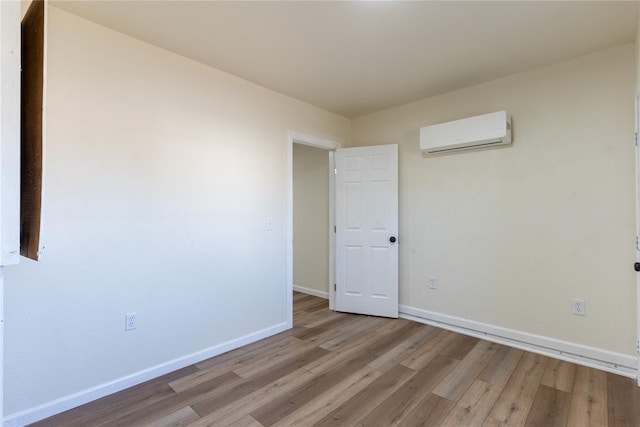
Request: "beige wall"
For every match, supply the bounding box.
[351,43,636,355]
[4,7,349,419]
[293,144,330,295]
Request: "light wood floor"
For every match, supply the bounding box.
[33,292,640,426]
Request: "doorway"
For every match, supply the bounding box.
[286,131,339,328]
[293,143,330,299]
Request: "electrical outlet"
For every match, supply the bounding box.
[428,276,438,289]
[125,312,137,331]
[571,299,585,316]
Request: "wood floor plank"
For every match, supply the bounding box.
[232,337,321,379]
[292,313,368,345]
[312,364,416,427]
[293,291,315,301]
[400,328,459,370]
[524,384,570,426]
[359,356,458,426]
[488,352,548,426]
[607,372,640,427]
[482,416,509,427]
[308,318,415,375]
[478,345,523,387]
[304,299,330,313]
[142,406,200,427]
[105,371,243,426]
[172,336,304,392]
[322,316,388,351]
[567,365,607,426]
[272,366,382,427]
[294,308,344,328]
[541,358,576,393]
[294,297,329,312]
[188,368,316,426]
[432,339,499,401]
[396,392,456,427]
[367,324,438,372]
[191,346,330,417]
[195,330,300,371]
[225,415,264,427]
[440,380,502,427]
[440,333,480,360]
[250,322,424,426]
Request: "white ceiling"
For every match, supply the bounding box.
[53,1,638,118]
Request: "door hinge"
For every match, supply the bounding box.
[635,132,638,147]
[636,236,639,251]
[334,283,337,291]
[334,168,337,175]
[334,225,336,233]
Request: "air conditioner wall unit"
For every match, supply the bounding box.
[419,111,512,154]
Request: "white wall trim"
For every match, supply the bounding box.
[634,93,640,386]
[327,151,336,311]
[293,284,329,300]
[2,322,288,427]
[399,304,637,378]
[286,133,294,329]
[288,131,340,151]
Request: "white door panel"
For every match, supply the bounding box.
[336,144,398,318]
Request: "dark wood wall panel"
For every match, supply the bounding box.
[20,0,44,261]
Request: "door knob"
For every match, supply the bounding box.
[389,236,397,243]
[635,262,640,272]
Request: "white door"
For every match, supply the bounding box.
[335,144,398,318]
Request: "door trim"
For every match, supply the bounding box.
[286,131,340,328]
[635,95,639,386]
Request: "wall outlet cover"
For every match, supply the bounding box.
[571,299,585,316]
[125,312,137,330]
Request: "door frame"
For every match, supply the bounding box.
[635,95,640,386]
[286,130,340,328]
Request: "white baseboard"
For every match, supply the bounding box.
[293,284,329,300]
[399,304,637,379]
[3,322,289,427]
